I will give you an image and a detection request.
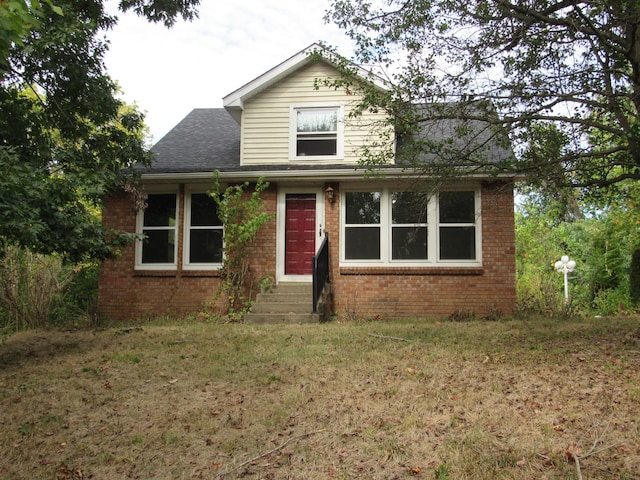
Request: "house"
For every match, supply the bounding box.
[98,44,516,322]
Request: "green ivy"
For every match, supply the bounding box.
[209,174,274,316]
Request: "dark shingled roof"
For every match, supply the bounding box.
[143,106,513,176]
[144,108,357,175]
[397,104,513,166]
[145,108,240,174]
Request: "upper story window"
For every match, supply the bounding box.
[136,191,178,269]
[290,104,344,160]
[184,192,224,270]
[341,188,481,266]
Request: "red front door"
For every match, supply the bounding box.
[285,194,316,275]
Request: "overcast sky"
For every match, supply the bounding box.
[103,0,355,144]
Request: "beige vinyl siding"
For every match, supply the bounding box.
[240,61,392,166]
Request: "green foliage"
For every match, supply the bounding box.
[56,262,99,322]
[0,0,63,69]
[209,174,274,316]
[0,146,140,263]
[515,209,568,317]
[118,0,200,27]
[0,0,200,262]
[0,245,100,330]
[325,1,640,190]
[0,245,64,329]
[516,182,640,316]
[630,248,640,306]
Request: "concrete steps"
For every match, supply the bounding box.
[244,283,327,324]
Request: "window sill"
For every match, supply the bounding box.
[133,270,177,277]
[339,266,484,276]
[181,270,221,278]
[133,270,221,278]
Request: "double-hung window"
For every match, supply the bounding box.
[184,192,224,269]
[137,192,178,269]
[438,191,476,260]
[391,191,428,260]
[136,189,225,271]
[342,188,480,266]
[290,104,344,160]
[344,191,381,259]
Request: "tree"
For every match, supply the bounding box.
[325,1,640,189]
[0,0,200,262]
[516,183,640,315]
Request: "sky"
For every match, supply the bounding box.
[103,0,355,144]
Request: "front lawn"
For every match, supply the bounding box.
[1,316,639,479]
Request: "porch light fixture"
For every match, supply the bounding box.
[325,185,335,203]
[554,255,576,303]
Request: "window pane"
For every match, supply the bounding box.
[392,191,428,224]
[144,194,176,227]
[297,109,337,132]
[345,227,380,259]
[439,191,474,223]
[440,227,476,260]
[191,193,222,226]
[141,230,175,263]
[392,227,427,260]
[345,192,380,224]
[190,229,223,263]
[297,137,337,156]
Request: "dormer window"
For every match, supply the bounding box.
[290,104,344,160]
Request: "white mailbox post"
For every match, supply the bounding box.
[554,255,576,303]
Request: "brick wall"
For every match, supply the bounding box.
[325,180,516,318]
[98,185,277,321]
[99,180,515,321]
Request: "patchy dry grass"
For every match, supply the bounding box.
[1,316,639,479]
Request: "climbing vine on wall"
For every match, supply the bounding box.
[209,173,273,317]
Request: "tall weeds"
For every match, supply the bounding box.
[0,246,72,330]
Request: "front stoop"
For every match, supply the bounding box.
[244,283,328,324]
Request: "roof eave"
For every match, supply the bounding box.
[222,44,322,120]
[140,167,518,183]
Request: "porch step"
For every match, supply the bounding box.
[244,283,326,324]
[244,312,322,324]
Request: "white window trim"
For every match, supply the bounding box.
[289,103,345,161]
[390,192,428,262]
[183,186,224,271]
[135,186,179,271]
[340,186,482,267]
[435,189,482,264]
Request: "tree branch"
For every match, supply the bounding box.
[215,430,326,479]
[368,333,411,342]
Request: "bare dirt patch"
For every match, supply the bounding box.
[1,317,639,479]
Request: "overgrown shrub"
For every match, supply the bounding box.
[0,246,66,329]
[516,194,637,316]
[50,262,99,325]
[0,246,98,330]
[630,248,640,307]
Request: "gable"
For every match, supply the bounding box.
[142,45,513,179]
[239,60,391,166]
